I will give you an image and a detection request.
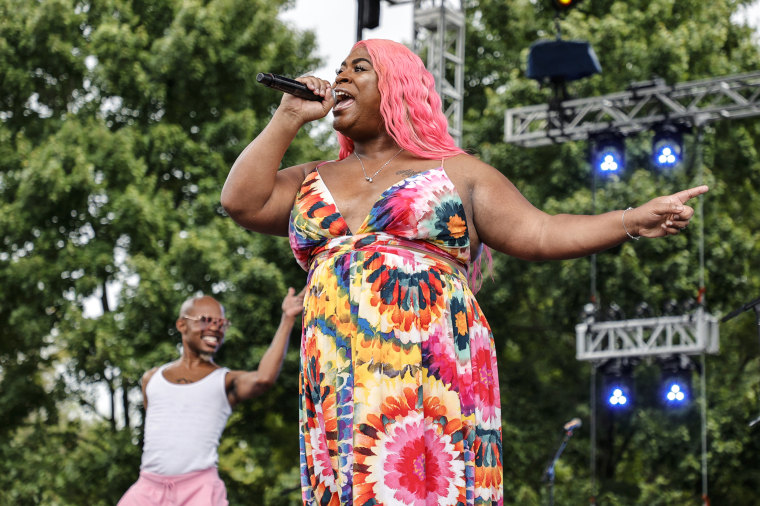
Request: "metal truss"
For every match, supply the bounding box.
[413,0,465,146]
[504,71,760,147]
[576,308,720,362]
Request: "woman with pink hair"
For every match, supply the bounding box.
[222,39,706,505]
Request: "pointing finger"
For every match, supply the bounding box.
[672,185,709,204]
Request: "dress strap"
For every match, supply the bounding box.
[310,159,337,177]
[316,160,336,169]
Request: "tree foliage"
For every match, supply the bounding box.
[0,0,327,503]
[1,0,759,504]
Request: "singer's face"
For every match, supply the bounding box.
[331,47,384,137]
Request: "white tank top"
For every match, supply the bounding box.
[140,364,232,475]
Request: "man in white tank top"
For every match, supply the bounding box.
[118,287,305,506]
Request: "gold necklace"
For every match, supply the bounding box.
[354,149,403,183]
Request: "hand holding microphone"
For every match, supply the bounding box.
[256,73,325,102]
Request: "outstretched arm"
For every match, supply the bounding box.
[226,287,306,408]
[220,77,334,236]
[464,157,708,260]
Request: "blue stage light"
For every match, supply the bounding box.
[600,358,635,411]
[665,382,687,403]
[599,151,622,173]
[652,123,684,168]
[591,132,625,176]
[608,387,629,406]
[659,355,695,408]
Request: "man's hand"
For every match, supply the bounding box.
[282,286,306,318]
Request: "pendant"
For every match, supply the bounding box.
[365,177,373,183]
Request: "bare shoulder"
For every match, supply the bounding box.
[142,366,160,389]
[445,152,503,176]
[290,160,330,180]
[443,153,507,194]
[269,160,326,197]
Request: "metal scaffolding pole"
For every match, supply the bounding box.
[413,0,465,146]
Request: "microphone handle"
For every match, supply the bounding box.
[256,73,323,101]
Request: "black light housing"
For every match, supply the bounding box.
[526,40,601,83]
[360,0,380,30]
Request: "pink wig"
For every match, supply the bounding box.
[336,39,465,160]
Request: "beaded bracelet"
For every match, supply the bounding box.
[622,207,640,240]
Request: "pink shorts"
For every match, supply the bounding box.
[118,467,228,506]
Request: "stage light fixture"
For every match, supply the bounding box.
[659,355,695,407]
[662,298,679,316]
[607,385,631,407]
[579,302,597,324]
[634,302,655,319]
[600,359,635,411]
[664,382,687,403]
[591,132,625,176]
[527,39,601,83]
[552,0,583,10]
[652,123,684,168]
[603,302,625,322]
[359,0,380,30]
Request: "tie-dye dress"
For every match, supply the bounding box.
[289,163,503,506]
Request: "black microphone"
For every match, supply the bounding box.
[256,73,323,101]
[563,418,582,432]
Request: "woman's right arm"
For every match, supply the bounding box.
[221,78,334,236]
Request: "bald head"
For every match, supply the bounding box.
[179,295,225,319]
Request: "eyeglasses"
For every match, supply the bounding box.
[182,315,231,332]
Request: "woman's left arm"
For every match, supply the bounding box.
[462,156,708,261]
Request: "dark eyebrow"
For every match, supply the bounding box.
[338,57,372,68]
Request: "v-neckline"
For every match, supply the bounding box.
[314,165,443,235]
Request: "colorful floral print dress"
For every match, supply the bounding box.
[289,163,503,506]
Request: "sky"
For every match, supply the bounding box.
[279,0,415,79]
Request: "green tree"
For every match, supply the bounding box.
[0,0,329,503]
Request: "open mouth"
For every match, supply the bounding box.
[201,335,220,346]
[333,89,355,111]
